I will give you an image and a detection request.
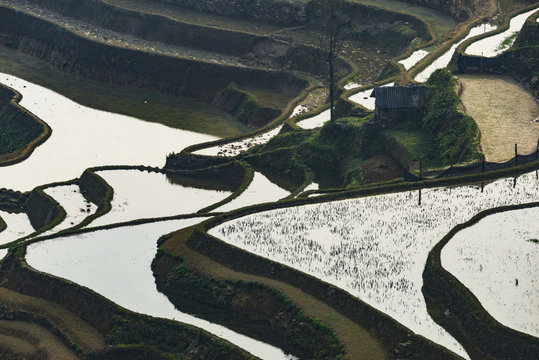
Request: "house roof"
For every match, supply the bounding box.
[370,85,426,109]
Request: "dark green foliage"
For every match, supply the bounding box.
[436,115,480,164]
[422,69,481,165]
[0,104,43,155]
[242,119,369,188]
[377,61,401,81]
[107,316,252,360]
[423,69,459,135]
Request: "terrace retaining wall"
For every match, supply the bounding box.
[0,6,307,125]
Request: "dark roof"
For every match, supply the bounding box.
[370,86,426,109]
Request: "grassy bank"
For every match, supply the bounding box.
[156,226,386,360]
[153,247,345,359]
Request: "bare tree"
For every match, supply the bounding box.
[314,0,347,123]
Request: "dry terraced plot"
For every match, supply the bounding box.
[458,74,539,162]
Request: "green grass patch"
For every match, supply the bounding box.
[385,129,432,162]
[234,85,293,110]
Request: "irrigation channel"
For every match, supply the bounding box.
[1,6,538,359]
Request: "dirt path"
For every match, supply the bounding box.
[0,287,105,354]
[162,226,387,360]
[458,74,539,162]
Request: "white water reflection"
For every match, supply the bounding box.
[26,219,296,360]
[0,248,7,260]
[303,183,319,192]
[349,82,394,110]
[211,172,539,358]
[344,82,361,90]
[89,170,230,227]
[399,50,429,70]
[194,104,309,157]
[215,172,289,212]
[465,8,538,57]
[0,73,216,192]
[41,185,96,235]
[442,206,539,337]
[0,210,35,245]
[415,23,497,82]
[296,109,331,129]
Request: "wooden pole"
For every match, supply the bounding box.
[515,143,518,166]
[482,155,485,172]
[418,188,422,206]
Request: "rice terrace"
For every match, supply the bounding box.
[0,0,538,359]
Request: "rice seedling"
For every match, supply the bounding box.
[212,171,539,357]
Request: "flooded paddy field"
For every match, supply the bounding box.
[215,172,289,212]
[26,218,297,360]
[89,170,231,227]
[465,7,539,57]
[414,22,497,82]
[211,171,539,357]
[41,185,97,235]
[0,210,34,245]
[442,206,539,337]
[0,72,216,192]
[2,0,539,357]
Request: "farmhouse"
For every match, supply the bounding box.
[371,85,426,127]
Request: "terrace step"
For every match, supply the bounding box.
[0,0,263,70]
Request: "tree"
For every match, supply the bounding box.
[314,0,347,123]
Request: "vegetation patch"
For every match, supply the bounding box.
[0,190,27,213]
[153,250,344,359]
[422,70,480,164]
[0,84,51,167]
